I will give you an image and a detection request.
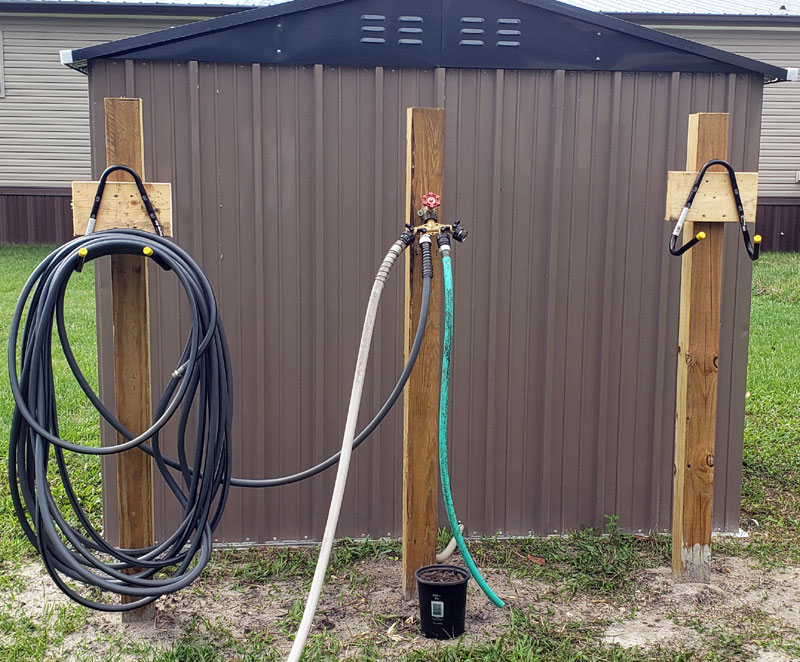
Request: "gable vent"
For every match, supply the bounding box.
[398,15,423,46]
[360,14,386,44]
[460,16,485,46]
[497,18,521,47]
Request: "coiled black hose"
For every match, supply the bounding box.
[8,228,231,611]
[8,227,427,611]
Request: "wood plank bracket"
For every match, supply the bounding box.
[72,181,173,236]
[668,112,758,582]
[71,97,172,620]
[665,171,758,224]
[402,107,444,600]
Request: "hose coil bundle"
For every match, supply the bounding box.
[8,229,232,611]
[7,221,429,621]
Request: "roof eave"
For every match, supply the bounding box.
[59,48,88,74]
[519,0,791,80]
[66,0,339,64]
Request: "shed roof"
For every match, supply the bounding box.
[14,0,800,13]
[0,0,277,17]
[561,0,800,16]
[0,0,264,3]
[61,0,792,80]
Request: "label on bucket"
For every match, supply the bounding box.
[431,600,444,621]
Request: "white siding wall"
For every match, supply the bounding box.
[650,25,800,199]
[0,14,198,187]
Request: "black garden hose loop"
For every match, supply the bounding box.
[8,228,427,611]
[8,228,232,611]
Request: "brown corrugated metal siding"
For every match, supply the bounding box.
[756,200,800,252]
[88,61,762,543]
[0,187,72,244]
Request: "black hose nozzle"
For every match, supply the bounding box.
[398,228,415,248]
[452,220,468,243]
[419,235,434,279]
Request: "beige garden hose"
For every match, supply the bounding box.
[286,234,433,662]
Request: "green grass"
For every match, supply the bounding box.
[473,516,670,601]
[0,601,88,662]
[123,608,698,662]
[731,251,800,564]
[403,608,695,662]
[671,605,800,661]
[0,244,102,563]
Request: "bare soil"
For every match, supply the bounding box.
[6,554,800,660]
[415,567,468,584]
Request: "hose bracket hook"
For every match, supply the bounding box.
[85,164,165,238]
[668,159,761,261]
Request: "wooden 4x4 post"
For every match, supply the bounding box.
[71,97,172,620]
[402,107,444,600]
[666,112,758,582]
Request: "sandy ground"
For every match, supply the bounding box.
[5,554,800,660]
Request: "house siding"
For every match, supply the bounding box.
[0,14,197,188]
[648,25,800,200]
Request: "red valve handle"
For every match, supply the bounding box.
[422,192,441,209]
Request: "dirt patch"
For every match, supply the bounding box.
[4,554,800,660]
[415,567,468,584]
[599,557,800,657]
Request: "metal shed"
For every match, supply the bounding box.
[62,0,793,544]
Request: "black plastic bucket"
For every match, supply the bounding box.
[415,564,470,639]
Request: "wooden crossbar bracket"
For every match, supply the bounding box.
[402,107,444,601]
[72,181,173,236]
[665,171,758,224]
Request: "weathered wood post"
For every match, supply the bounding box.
[72,97,172,619]
[666,112,758,582]
[402,107,444,600]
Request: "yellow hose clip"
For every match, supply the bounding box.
[75,247,89,273]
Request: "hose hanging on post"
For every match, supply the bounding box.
[437,236,504,609]
[8,226,427,613]
[286,233,431,662]
[8,229,231,611]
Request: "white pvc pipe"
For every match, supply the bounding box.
[286,238,406,662]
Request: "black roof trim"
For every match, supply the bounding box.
[68,0,338,67]
[64,0,790,80]
[522,0,790,78]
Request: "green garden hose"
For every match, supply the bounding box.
[439,247,504,609]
